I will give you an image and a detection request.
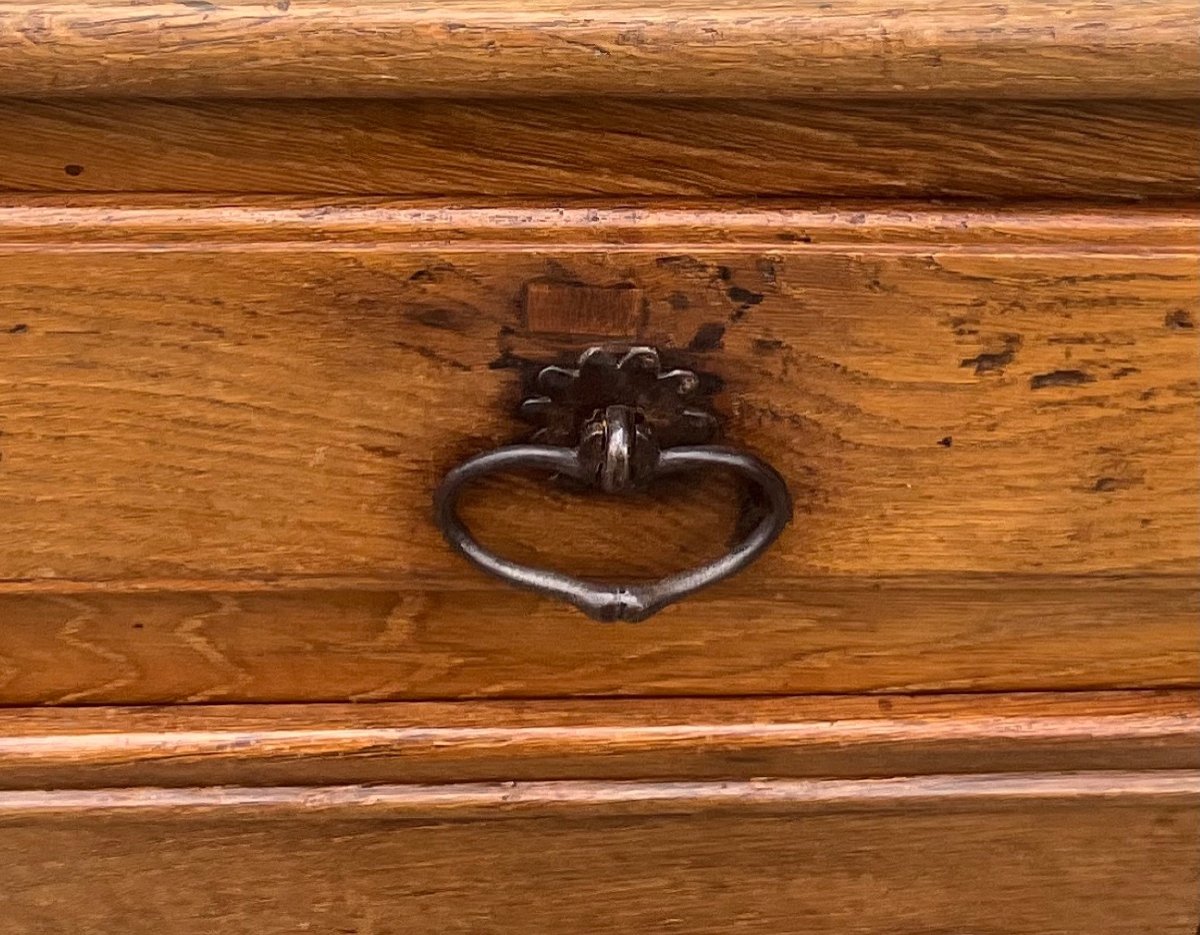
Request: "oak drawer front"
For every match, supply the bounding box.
[1,775,1197,935]
[0,694,1197,935]
[0,201,1196,701]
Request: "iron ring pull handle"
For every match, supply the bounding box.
[434,405,792,623]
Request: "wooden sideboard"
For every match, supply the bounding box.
[0,2,1197,931]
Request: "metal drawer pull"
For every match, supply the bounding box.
[434,347,792,622]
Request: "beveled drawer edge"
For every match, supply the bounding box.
[0,691,1194,790]
[1,772,1198,822]
[0,198,1197,248]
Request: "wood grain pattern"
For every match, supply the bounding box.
[0,773,1196,934]
[3,198,1196,245]
[0,692,1194,788]
[524,280,644,335]
[0,0,1196,99]
[0,582,1196,702]
[0,201,1195,699]
[0,201,1195,582]
[2,2,1192,924]
[3,772,1197,816]
[1,99,1197,200]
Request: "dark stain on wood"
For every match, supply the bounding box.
[1031,370,1097,389]
[961,335,1022,375]
[1166,309,1195,330]
[688,322,726,351]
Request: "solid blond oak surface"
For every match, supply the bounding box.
[1,99,1197,201]
[0,0,1196,99]
[0,772,1196,934]
[0,691,1194,789]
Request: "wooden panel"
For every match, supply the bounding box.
[1,99,1196,200]
[0,773,1196,934]
[0,201,1195,699]
[0,582,1195,702]
[0,692,1195,788]
[0,202,1195,583]
[0,1,1195,99]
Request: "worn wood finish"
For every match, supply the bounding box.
[2,99,1197,200]
[3,0,1194,925]
[1,1,1196,100]
[3,199,1196,246]
[1,581,1196,702]
[0,201,1195,582]
[4,772,1197,817]
[0,692,1194,789]
[0,773,1196,934]
[0,200,1195,699]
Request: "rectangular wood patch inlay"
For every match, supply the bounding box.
[523,281,644,337]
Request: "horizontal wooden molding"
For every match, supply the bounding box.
[0,1,1196,99]
[2,768,1195,934]
[0,692,1195,789]
[2,773,1199,819]
[0,198,1196,246]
